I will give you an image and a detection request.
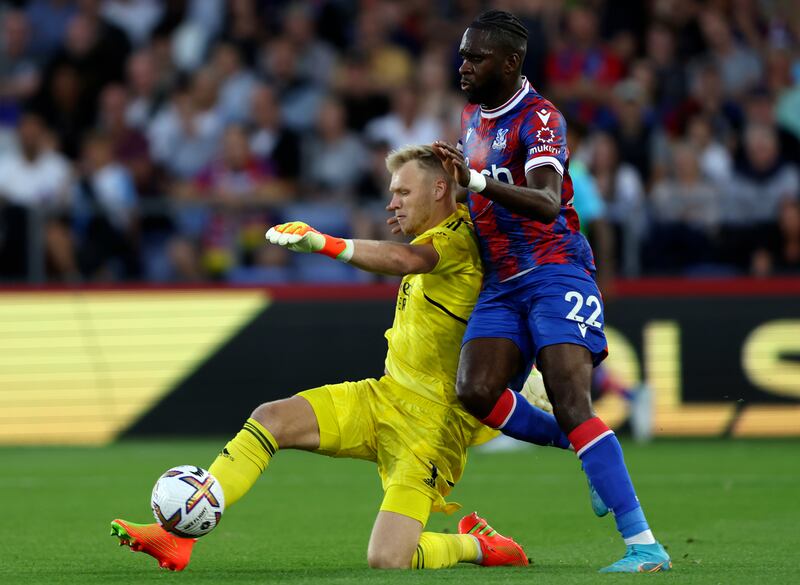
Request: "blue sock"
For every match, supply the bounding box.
[569,417,650,539]
[482,389,570,449]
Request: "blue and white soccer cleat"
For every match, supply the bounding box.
[588,479,609,517]
[599,542,672,573]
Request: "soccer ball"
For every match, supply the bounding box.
[151,465,225,538]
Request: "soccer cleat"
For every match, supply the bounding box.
[458,511,529,567]
[110,519,196,571]
[588,479,609,517]
[599,542,672,573]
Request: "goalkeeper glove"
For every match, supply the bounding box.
[519,367,553,414]
[265,221,354,262]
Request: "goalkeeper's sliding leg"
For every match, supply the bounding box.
[111,394,527,570]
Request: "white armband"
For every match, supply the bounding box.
[468,169,487,193]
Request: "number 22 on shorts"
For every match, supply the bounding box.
[564,291,602,328]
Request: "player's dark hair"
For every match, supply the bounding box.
[469,10,528,61]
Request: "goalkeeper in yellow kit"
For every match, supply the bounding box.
[110,145,534,571]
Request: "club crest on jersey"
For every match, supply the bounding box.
[492,128,508,151]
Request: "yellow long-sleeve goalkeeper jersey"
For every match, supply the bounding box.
[384,204,483,409]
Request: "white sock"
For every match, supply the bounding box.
[624,529,656,546]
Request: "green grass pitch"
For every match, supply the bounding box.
[2,439,797,584]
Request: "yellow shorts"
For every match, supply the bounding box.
[297,376,493,526]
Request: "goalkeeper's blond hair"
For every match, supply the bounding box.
[385,145,453,186]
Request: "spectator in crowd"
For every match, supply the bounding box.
[124,49,168,132]
[648,142,721,273]
[352,4,413,92]
[72,131,139,280]
[728,0,769,53]
[0,111,74,279]
[365,85,443,151]
[740,87,800,166]
[97,84,155,197]
[546,4,624,128]
[259,35,324,132]
[171,124,286,280]
[679,63,742,150]
[685,114,733,184]
[588,131,647,276]
[764,46,794,98]
[211,41,257,125]
[697,8,762,98]
[650,0,706,62]
[222,0,266,66]
[188,124,289,207]
[719,123,800,273]
[248,83,301,197]
[0,9,41,120]
[501,0,556,91]
[98,82,172,282]
[301,96,367,202]
[772,199,800,273]
[148,69,223,180]
[48,4,131,104]
[24,0,77,61]
[33,62,94,159]
[283,2,338,88]
[101,0,163,48]
[334,54,391,132]
[416,46,463,141]
[610,78,660,182]
[645,23,688,126]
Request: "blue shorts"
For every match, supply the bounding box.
[463,264,608,390]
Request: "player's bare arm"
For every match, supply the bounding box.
[349,239,439,275]
[265,222,440,276]
[268,146,458,275]
[433,140,561,223]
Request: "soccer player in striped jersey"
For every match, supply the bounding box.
[109,145,529,571]
[432,10,671,573]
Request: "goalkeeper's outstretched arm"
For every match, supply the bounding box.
[265,221,439,276]
[348,238,439,275]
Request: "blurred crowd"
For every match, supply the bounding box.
[0,0,798,284]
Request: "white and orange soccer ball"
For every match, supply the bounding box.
[151,465,225,538]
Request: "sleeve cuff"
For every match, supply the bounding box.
[525,156,564,176]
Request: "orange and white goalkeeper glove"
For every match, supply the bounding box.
[265,221,354,262]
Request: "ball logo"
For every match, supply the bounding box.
[152,465,225,538]
[180,475,221,513]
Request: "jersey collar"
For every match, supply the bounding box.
[480,77,530,119]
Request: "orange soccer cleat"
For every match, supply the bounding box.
[458,511,529,567]
[110,519,196,571]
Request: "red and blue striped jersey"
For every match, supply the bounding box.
[460,78,596,284]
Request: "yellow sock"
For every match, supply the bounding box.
[410,532,480,569]
[209,418,278,507]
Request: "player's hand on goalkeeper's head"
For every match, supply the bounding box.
[433,140,471,188]
[265,222,354,261]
